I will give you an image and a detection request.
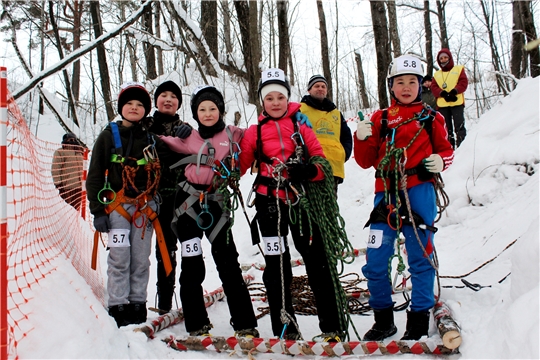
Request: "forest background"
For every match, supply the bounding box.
[0,0,539,142]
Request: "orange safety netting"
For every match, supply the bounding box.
[3,95,105,358]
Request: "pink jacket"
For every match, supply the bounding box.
[240,102,325,199]
[161,125,244,186]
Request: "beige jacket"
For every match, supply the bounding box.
[51,146,84,191]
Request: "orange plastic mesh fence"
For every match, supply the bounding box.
[4,95,105,358]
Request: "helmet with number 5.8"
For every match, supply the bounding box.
[387,54,425,102]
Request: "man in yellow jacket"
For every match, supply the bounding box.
[300,75,352,194]
[431,48,468,149]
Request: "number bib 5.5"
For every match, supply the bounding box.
[263,236,286,256]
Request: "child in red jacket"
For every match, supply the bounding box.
[239,68,346,342]
[354,55,454,341]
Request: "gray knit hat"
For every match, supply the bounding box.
[307,74,328,91]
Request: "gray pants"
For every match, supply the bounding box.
[107,201,156,307]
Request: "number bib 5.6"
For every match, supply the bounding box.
[263,236,286,256]
[108,229,130,248]
[181,237,203,257]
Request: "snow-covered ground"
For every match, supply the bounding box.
[13,77,539,359]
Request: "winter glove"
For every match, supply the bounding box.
[447,89,458,102]
[287,162,318,183]
[173,124,192,139]
[94,215,111,233]
[423,154,444,173]
[440,90,451,101]
[356,114,373,141]
[449,89,458,96]
[295,111,312,128]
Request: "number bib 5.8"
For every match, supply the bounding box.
[367,229,383,249]
[108,228,130,248]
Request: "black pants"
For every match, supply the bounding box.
[439,105,466,148]
[59,186,82,212]
[174,185,257,332]
[154,195,178,312]
[255,194,343,336]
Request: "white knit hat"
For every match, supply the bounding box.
[259,84,289,104]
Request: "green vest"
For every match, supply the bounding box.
[433,65,465,107]
[300,103,345,178]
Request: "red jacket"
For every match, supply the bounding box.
[240,102,325,199]
[354,100,454,193]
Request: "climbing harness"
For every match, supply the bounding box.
[169,126,246,244]
[91,122,172,276]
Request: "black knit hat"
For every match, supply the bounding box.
[307,74,328,91]
[117,82,152,118]
[422,75,432,83]
[62,132,78,144]
[154,80,182,110]
[190,85,225,122]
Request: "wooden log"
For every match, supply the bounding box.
[433,300,462,349]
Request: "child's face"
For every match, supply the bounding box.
[263,91,288,118]
[121,100,146,123]
[197,100,220,127]
[391,75,419,104]
[156,91,179,116]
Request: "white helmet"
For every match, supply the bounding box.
[387,54,424,79]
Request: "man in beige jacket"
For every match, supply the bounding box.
[51,133,84,212]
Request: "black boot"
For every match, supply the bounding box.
[363,307,398,341]
[108,304,131,328]
[400,310,430,340]
[127,303,147,325]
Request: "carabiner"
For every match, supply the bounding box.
[97,169,116,204]
[291,131,305,145]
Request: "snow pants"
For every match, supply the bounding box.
[255,193,344,337]
[107,200,156,307]
[362,182,437,312]
[174,184,257,333]
[154,195,178,311]
[438,105,466,148]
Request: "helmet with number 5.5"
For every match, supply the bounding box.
[387,54,424,102]
[257,68,291,104]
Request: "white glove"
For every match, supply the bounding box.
[356,119,373,141]
[424,154,444,173]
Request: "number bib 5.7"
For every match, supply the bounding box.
[108,229,130,248]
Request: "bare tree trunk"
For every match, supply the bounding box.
[316,0,333,100]
[221,0,233,55]
[424,0,434,76]
[248,1,261,75]
[510,0,525,78]
[436,0,449,49]
[155,2,164,76]
[142,1,157,80]
[370,0,390,109]
[269,1,276,67]
[234,0,259,109]
[520,1,540,78]
[201,0,218,59]
[335,0,339,107]
[277,0,290,73]
[479,0,508,96]
[48,1,79,126]
[89,1,115,121]
[387,0,401,57]
[39,3,46,115]
[70,1,83,103]
[354,51,370,109]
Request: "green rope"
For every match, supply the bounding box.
[376,116,425,283]
[303,156,359,341]
[213,168,241,245]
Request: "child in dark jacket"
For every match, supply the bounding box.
[87,82,174,327]
[354,55,454,341]
[239,68,347,342]
[160,85,258,338]
[146,80,192,314]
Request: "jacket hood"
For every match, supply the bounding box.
[437,48,454,71]
[300,95,337,112]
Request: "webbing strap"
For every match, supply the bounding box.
[110,122,122,155]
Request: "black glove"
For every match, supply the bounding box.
[447,88,458,102]
[287,163,318,183]
[173,124,192,139]
[94,215,111,233]
[440,90,450,101]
